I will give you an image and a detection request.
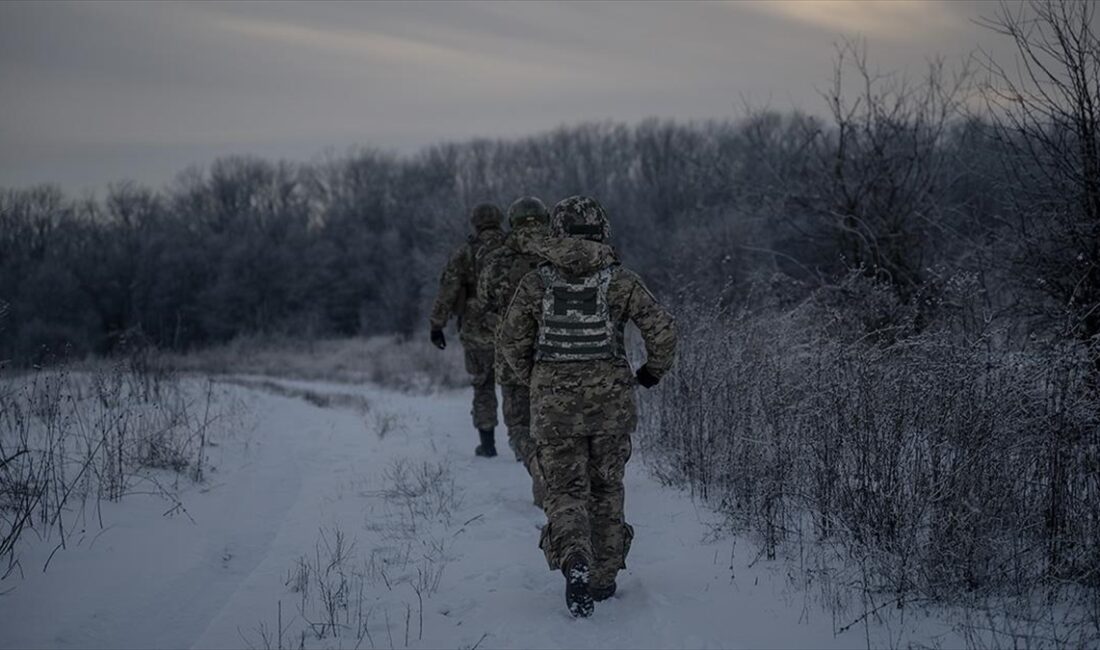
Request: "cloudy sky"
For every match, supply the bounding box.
[1,1,1016,192]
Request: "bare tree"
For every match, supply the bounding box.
[810,40,972,305]
[978,0,1100,374]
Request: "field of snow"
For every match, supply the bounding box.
[0,374,964,649]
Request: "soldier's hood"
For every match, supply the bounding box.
[470,227,505,245]
[523,236,618,275]
[503,231,525,253]
[504,226,547,252]
[473,222,503,234]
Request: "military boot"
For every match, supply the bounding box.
[475,428,497,457]
[563,554,594,618]
[591,581,616,602]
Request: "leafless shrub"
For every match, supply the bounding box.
[639,272,1100,647]
[377,458,461,529]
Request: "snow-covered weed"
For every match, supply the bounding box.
[371,410,405,440]
[286,555,311,600]
[377,458,461,528]
[256,456,463,648]
[311,527,356,639]
[0,355,228,581]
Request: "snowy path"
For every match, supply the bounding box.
[0,378,956,649]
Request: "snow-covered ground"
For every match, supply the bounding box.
[0,376,962,649]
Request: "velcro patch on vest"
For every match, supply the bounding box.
[552,287,599,315]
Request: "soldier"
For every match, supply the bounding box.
[429,202,507,457]
[477,196,551,507]
[498,196,677,617]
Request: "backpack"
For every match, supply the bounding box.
[454,233,503,322]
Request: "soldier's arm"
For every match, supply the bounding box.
[429,248,468,330]
[623,270,677,378]
[498,271,541,385]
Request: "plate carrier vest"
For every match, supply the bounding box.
[535,264,619,362]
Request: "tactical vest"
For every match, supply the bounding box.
[453,234,501,327]
[535,265,619,362]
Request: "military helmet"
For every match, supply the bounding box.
[469,202,504,231]
[507,196,549,229]
[550,195,610,242]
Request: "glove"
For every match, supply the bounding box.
[430,329,446,350]
[635,364,660,388]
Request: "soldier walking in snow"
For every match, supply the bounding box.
[476,196,552,507]
[429,203,507,457]
[498,196,677,617]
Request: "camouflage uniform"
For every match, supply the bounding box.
[498,196,677,599]
[477,197,551,504]
[429,204,506,433]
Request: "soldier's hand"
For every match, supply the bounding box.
[636,364,660,388]
[430,329,447,350]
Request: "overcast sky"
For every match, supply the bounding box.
[1,1,1021,193]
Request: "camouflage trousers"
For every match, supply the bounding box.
[501,384,545,507]
[537,434,634,589]
[464,347,498,431]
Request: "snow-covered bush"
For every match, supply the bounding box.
[638,273,1100,645]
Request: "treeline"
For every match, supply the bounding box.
[0,119,774,363]
[0,95,1045,365]
[0,111,945,362]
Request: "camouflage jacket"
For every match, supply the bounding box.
[429,227,505,348]
[498,237,677,439]
[477,229,547,385]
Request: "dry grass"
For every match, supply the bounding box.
[0,356,230,581]
[247,447,464,649]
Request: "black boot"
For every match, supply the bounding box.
[563,554,593,618]
[591,581,616,602]
[475,428,497,457]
